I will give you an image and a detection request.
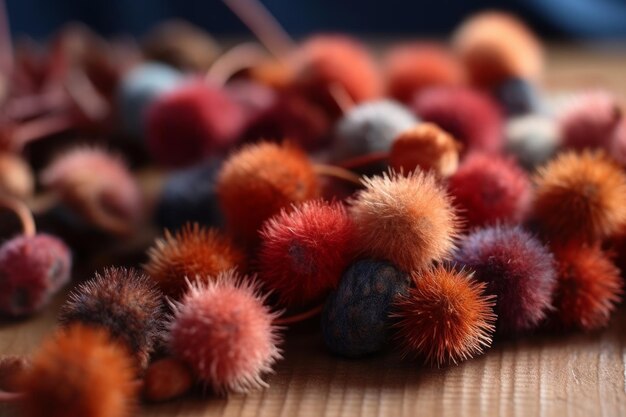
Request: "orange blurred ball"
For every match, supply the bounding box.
[453,11,543,89]
[384,43,465,104]
[217,142,320,247]
[390,123,460,177]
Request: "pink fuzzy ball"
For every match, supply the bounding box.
[0,234,72,317]
[168,271,281,394]
[411,87,503,154]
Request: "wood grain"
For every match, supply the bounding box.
[2,46,626,417]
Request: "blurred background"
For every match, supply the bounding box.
[7,0,626,40]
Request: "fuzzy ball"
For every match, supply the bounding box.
[383,42,464,104]
[18,324,136,417]
[393,266,496,366]
[0,355,30,392]
[155,160,224,231]
[291,34,382,116]
[448,152,531,228]
[390,122,460,177]
[117,62,184,136]
[453,11,543,89]
[0,234,71,317]
[532,150,626,242]
[168,271,282,394]
[333,100,418,161]
[216,142,320,247]
[40,147,142,235]
[505,114,561,170]
[0,153,34,199]
[321,260,408,357]
[350,171,459,272]
[453,225,557,335]
[495,78,542,116]
[144,223,245,299]
[551,244,622,331]
[146,80,245,167]
[412,87,503,154]
[258,200,355,307]
[59,267,163,368]
[559,90,621,151]
[143,358,193,402]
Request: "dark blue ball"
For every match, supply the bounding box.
[496,78,542,116]
[321,260,408,357]
[155,159,224,230]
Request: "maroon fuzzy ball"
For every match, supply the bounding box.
[448,152,531,228]
[453,225,557,335]
[258,200,356,308]
[146,79,245,167]
[411,86,503,154]
[0,234,72,317]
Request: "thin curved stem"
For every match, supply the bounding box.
[314,164,363,187]
[329,83,355,114]
[206,42,269,86]
[274,303,324,326]
[0,193,36,236]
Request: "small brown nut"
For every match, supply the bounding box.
[143,357,193,402]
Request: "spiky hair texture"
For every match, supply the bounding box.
[532,150,626,242]
[168,270,282,394]
[18,325,136,417]
[144,223,245,299]
[453,225,557,335]
[349,170,459,272]
[258,200,356,307]
[448,152,531,228]
[552,244,622,331]
[217,142,320,247]
[59,267,163,368]
[393,266,496,366]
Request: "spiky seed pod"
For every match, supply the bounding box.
[393,266,496,366]
[144,223,245,299]
[349,171,459,272]
[0,234,72,317]
[453,225,557,335]
[216,142,320,247]
[532,150,626,242]
[168,271,282,394]
[59,267,163,368]
[258,200,356,307]
[390,122,460,177]
[18,325,136,417]
[448,152,531,228]
[551,244,622,331]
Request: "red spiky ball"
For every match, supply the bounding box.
[146,80,245,167]
[393,266,496,366]
[411,87,503,154]
[559,90,622,151]
[18,324,136,417]
[216,142,320,247]
[532,150,626,242]
[291,34,382,117]
[551,244,622,331]
[349,171,459,272]
[384,42,464,104]
[258,200,356,308]
[0,234,72,317]
[168,271,282,394]
[448,152,531,228]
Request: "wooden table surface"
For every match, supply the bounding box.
[2,45,626,417]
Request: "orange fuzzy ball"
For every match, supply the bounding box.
[532,151,626,242]
[349,171,459,272]
[217,142,320,247]
[384,43,464,104]
[552,244,622,331]
[291,34,382,116]
[168,271,281,394]
[393,266,496,366]
[390,123,460,177]
[144,223,245,299]
[18,325,136,417]
[453,11,543,89]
